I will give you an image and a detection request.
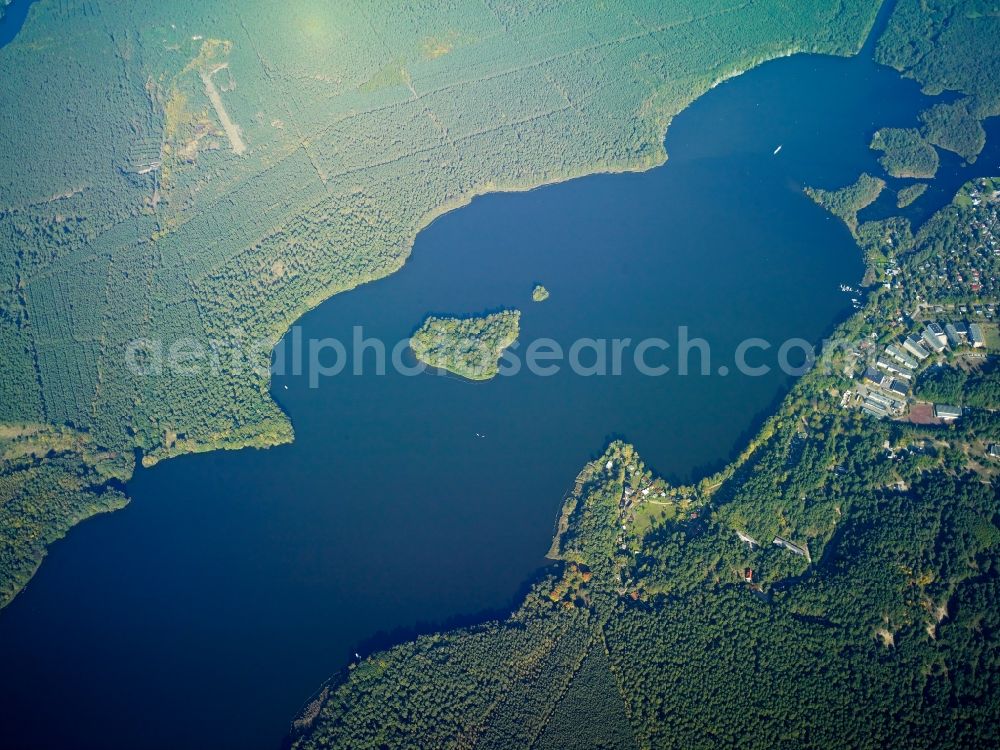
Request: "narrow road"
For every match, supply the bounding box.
[201,64,246,155]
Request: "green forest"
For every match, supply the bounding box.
[897,182,927,208]
[410,310,520,381]
[294,423,1000,748]
[870,127,939,178]
[877,0,1000,130]
[876,0,999,166]
[0,0,888,606]
[919,100,987,163]
[805,172,885,233]
[916,364,1000,408]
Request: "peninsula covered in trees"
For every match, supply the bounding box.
[919,100,986,164]
[870,127,939,179]
[805,172,885,233]
[410,310,520,381]
[876,0,998,165]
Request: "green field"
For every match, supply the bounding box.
[985,323,1000,352]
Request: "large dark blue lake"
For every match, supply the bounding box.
[3,6,998,748]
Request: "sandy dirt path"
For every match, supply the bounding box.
[201,64,246,155]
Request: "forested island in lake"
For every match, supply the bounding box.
[410,310,520,381]
[1,0,1000,748]
[897,182,928,208]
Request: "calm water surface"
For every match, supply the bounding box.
[2,8,994,749]
[0,1,35,47]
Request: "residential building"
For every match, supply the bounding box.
[863,367,884,386]
[886,344,918,368]
[922,329,946,353]
[863,404,886,419]
[924,323,948,351]
[969,323,986,348]
[934,404,962,421]
[866,391,892,409]
[876,356,913,380]
[903,336,930,360]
